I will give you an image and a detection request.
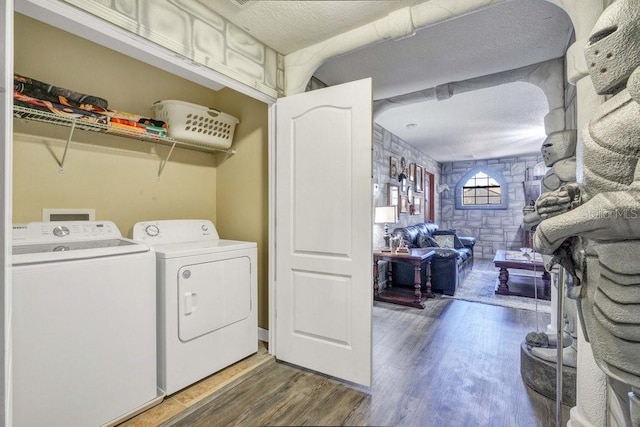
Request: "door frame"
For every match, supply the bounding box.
[268,104,278,352]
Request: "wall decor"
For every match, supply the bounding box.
[389,156,399,178]
[409,163,416,182]
[413,197,422,215]
[387,183,399,207]
[415,165,424,193]
[399,195,409,214]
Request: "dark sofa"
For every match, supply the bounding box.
[390,222,475,296]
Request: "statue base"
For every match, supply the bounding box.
[520,341,577,407]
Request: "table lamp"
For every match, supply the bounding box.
[374,206,398,251]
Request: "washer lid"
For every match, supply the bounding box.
[12,238,149,265]
[152,239,257,259]
[12,221,149,265]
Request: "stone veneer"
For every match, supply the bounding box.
[62,0,283,98]
[439,155,543,259]
[372,123,440,249]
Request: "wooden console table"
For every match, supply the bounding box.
[493,249,551,300]
[373,249,435,309]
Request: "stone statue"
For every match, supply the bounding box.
[533,1,640,424]
[523,130,577,232]
[523,129,579,369]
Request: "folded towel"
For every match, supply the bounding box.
[14,73,109,111]
[14,89,109,124]
[106,109,167,129]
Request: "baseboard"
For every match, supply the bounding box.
[258,327,269,343]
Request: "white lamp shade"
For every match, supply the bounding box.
[374,206,397,224]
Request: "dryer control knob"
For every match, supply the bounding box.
[52,225,70,237]
[145,225,160,237]
[201,224,209,232]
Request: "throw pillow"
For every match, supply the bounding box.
[433,234,455,248]
[418,234,440,248]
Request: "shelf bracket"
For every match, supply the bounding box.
[215,148,237,166]
[157,140,178,179]
[59,120,76,173]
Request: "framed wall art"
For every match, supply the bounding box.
[387,183,399,207]
[409,163,416,182]
[389,156,399,179]
[399,195,409,214]
[413,196,422,215]
[415,165,424,193]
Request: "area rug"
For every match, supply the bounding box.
[445,268,551,314]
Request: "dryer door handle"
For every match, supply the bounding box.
[183,292,198,315]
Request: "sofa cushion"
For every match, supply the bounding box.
[456,249,471,261]
[418,234,439,248]
[432,248,459,258]
[458,236,476,248]
[393,225,420,248]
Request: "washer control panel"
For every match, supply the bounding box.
[12,221,121,243]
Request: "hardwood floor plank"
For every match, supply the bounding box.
[161,285,564,427]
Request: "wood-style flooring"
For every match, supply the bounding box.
[124,261,569,426]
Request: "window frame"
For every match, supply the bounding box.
[454,167,508,210]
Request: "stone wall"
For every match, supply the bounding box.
[62,0,283,98]
[439,155,543,259]
[372,123,440,249]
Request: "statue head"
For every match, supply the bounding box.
[584,0,640,95]
[541,130,577,167]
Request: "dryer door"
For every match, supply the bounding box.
[178,256,251,341]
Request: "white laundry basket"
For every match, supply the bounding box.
[152,100,239,149]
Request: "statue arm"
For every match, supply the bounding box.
[534,183,640,254]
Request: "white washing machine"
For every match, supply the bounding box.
[11,221,161,427]
[133,219,257,395]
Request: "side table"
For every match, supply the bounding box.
[373,248,436,309]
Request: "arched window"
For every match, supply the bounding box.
[463,171,501,205]
[454,167,508,210]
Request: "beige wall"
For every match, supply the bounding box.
[13,15,270,328]
[13,14,219,234]
[214,89,269,329]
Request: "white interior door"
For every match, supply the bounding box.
[274,78,372,386]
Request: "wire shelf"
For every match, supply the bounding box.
[13,105,237,155]
[13,105,236,177]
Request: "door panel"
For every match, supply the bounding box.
[275,78,372,386]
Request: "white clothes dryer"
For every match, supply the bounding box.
[133,219,257,395]
[12,221,160,427]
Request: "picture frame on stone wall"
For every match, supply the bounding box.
[387,183,399,207]
[409,163,416,181]
[399,195,409,214]
[389,156,399,179]
[415,165,424,193]
[413,197,422,215]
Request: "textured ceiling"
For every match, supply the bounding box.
[199,0,426,54]
[207,0,575,162]
[315,0,574,100]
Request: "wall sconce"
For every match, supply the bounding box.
[374,206,398,251]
